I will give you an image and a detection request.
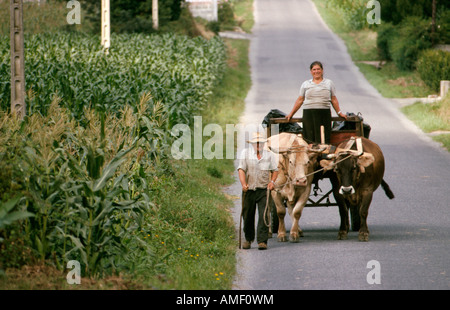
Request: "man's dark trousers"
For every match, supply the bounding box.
[242,188,269,244]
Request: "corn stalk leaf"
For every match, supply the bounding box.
[93,147,134,192]
[0,197,34,229]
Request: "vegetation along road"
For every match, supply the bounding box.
[0,0,251,290]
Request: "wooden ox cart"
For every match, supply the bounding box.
[265,114,367,231]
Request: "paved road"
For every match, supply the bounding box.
[227,0,450,290]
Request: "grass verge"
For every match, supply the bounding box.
[402,94,450,151]
[136,38,250,289]
[356,62,434,98]
[233,0,255,33]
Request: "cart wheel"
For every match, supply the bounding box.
[350,205,360,231]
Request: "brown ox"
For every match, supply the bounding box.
[320,137,394,241]
[266,133,322,242]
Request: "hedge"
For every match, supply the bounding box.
[377,16,432,71]
[417,49,450,92]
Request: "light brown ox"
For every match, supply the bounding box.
[266,133,323,242]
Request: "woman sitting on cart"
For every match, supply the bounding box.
[286,61,347,144]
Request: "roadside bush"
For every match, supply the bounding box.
[376,22,395,60]
[417,49,450,92]
[207,21,221,34]
[218,1,236,30]
[378,0,450,26]
[326,0,368,30]
[164,7,202,37]
[83,0,184,34]
[435,9,450,44]
[380,16,433,71]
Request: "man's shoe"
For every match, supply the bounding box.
[242,241,251,249]
[258,242,267,250]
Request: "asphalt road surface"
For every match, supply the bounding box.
[227,0,450,290]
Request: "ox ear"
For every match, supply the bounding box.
[308,151,320,161]
[320,159,335,171]
[357,152,375,173]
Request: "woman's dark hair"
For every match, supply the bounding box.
[310,61,323,70]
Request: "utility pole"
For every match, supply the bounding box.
[152,0,158,30]
[101,0,110,54]
[10,0,26,119]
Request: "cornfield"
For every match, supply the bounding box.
[0,32,227,278]
[0,32,226,126]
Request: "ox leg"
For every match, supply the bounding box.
[337,202,350,240]
[272,194,288,242]
[330,173,349,240]
[358,191,373,242]
[289,199,307,243]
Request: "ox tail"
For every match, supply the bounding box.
[381,179,395,200]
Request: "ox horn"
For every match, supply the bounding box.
[334,138,363,156]
[307,145,327,153]
[347,149,364,156]
[334,149,363,157]
[268,146,290,154]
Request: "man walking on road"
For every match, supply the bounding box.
[238,132,278,250]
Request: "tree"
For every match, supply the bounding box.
[379,0,449,25]
[81,0,184,34]
[432,0,436,44]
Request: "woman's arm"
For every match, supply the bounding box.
[331,96,347,119]
[286,96,304,121]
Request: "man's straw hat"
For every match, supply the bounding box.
[247,132,267,144]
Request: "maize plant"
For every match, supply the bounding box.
[0,32,226,128]
[0,31,227,277]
